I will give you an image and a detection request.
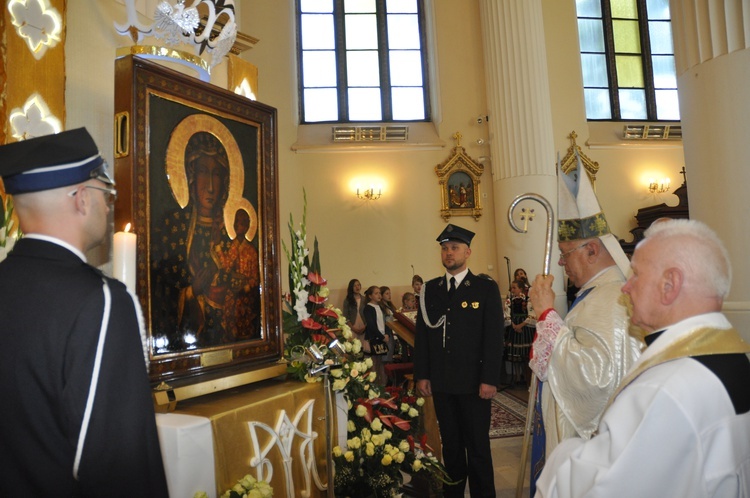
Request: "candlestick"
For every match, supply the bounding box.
[113,223,137,293]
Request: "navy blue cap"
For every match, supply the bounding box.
[436,224,475,246]
[0,128,112,194]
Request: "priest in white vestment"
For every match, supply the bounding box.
[536,219,750,498]
[527,162,643,492]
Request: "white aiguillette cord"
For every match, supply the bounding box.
[419,282,448,347]
[73,278,112,480]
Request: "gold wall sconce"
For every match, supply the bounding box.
[356,186,382,201]
[648,177,670,194]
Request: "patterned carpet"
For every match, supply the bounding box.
[489,390,527,439]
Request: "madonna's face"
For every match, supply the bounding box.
[192,155,228,216]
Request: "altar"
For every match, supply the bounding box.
[156,377,335,498]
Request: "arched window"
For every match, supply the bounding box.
[297,0,430,124]
[577,0,679,121]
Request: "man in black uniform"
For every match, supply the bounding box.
[414,224,504,497]
[0,129,169,496]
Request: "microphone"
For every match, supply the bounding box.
[503,256,510,261]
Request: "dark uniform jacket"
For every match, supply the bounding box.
[0,238,168,497]
[414,270,504,394]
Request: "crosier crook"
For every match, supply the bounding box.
[507,193,554,498]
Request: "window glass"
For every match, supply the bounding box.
[578,19,605,52]
[651,55,676,88]
[300,0,333,13]
[390,51,423,86]
[581,54,609,87]
[613,19,641,53]
[304,88,339,122]
[344,0,375,13]
[347,51,381,86]
[345,14,378,50]
[646,0,670,19]
[577,0,679,121]
[619,88,647,119]
[392,88,425,120]
[348,88,383,120]
[388,14,421,49]
[301,14,335,49]
[611,0,638,19]
[303,51,337,87]
[387,0,418,13]
[298,0,429,124]
[648,21,673,53]
[576,0,602,17]
[655,89,680,120]
[615,55,644,87]
[584,89,612,119]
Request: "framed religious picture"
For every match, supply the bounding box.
[114,55,283,390]
[435,132,483,221]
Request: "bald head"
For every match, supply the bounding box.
[13,180,111,253]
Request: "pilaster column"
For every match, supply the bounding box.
[479,0,561,297]
[670,0,750,336]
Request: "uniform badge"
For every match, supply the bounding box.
[471,302,480,309]
[461,301,468,308]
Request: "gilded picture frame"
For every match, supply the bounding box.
[435,140,484,221]
[114,55,282,387]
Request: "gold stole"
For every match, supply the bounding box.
[602,327,750,419]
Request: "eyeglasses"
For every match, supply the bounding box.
[558,242,590,264]
[67,185,118,204]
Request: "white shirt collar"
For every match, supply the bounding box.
[445,268,469,288]
[24,234,87,262]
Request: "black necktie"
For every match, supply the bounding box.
[447,276,456,297]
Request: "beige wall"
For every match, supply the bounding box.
[65,0,687,305]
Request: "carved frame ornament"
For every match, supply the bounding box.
[436,132,483,221]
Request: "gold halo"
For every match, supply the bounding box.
[224,198,258,242]
[164,114,245,229]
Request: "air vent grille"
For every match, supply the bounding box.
[623,124,682,140]
[332,126,409,142]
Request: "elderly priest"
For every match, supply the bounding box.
[0,129,168,497]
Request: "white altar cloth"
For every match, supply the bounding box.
[156,413,216,498]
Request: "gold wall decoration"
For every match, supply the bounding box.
[2,0,66,144]
[436,132,484,221]
[227,54,258,100]
[559,131,599,183]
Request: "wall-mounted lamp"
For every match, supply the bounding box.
[648,177,670,194]
[356,186,382,201]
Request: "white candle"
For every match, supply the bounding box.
[113,223,137,293]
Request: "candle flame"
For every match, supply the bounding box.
[124,223,132,232]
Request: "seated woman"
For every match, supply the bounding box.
[503,279,536,385]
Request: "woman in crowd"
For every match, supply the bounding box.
[411,275,424,306]
[503,279,536,385]
[342,279,366,340]
[363,286,391,385]
[513,268,531,295]
[379,286,398,362]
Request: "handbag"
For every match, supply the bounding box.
[366,334,388,355]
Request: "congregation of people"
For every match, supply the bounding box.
[2,131,748,498]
